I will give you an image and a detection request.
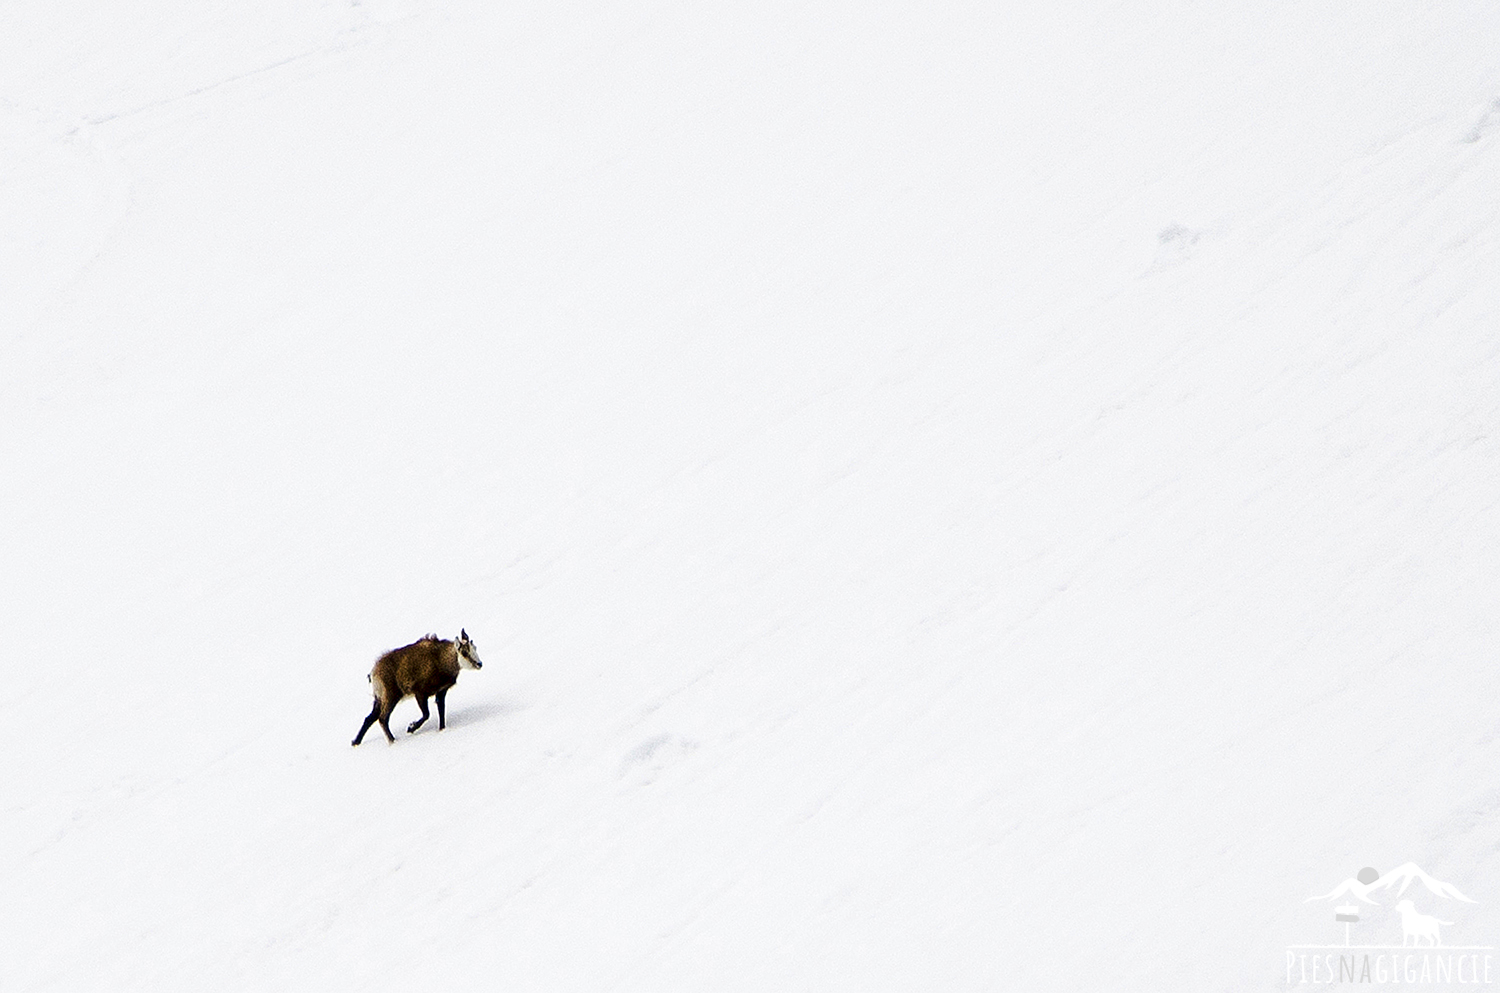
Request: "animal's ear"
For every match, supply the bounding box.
[460,628,468,641]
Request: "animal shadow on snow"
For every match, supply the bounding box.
[425,696,525,733]
[384,696,525,744]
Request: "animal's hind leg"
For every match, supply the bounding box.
[407,696,431,734]
[436,688,448,730]
[378,698,397,743]
[352,699,381,746]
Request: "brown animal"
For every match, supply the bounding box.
[352,630,484,746]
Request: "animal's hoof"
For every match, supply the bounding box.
[407,723,420,734]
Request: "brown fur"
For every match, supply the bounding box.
[352,630,482,745]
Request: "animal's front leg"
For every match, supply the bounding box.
[407,695,431,734]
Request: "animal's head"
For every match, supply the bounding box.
[457,628,483,670]
[1395,900,1414,914]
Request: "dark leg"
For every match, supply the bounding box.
[436,688,448,730]
[353,699,381,746]
[407,696,431,734]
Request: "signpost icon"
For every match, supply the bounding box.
[1335,904,1359,946]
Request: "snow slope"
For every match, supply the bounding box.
[4,1,1500,989]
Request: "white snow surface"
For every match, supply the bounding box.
[5,1,1500,989]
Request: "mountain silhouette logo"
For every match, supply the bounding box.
[1308,863,1478,907]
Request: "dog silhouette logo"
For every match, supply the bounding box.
[1395,900,1455,948]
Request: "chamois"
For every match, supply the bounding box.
[351,630,484,746]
